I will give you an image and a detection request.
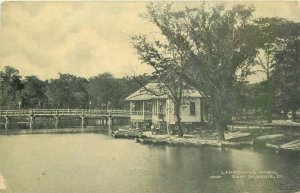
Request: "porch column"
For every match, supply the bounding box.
[130,102,132,116]
[200,98,204,123]
[166,123,170,135]
[157,99,159,116]
[142,101,145,119]
[166,99,170,135]
[152,100,154,117]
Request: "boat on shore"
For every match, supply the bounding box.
[111,128,145,139]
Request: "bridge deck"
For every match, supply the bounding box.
[0,109,130,118]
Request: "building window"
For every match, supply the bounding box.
[190,101,195,116]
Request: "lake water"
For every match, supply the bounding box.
[0,132,299,193]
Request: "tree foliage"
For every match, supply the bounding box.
[253,18,300,122]
[21,76,48,108]
[46,74,89,108]
[88,73,152,109]
[274,39,300,121]
[132,3,260,140]
[0,66,151,110]
[88,73,127,109]
[0,66,24,109]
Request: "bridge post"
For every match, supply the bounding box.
[54,115,60,129]
[29,115,35,131]
[28,110,35,132]
[107,116,113,130]
[101,118,105,126]
[4,116,11,131]
[103,118,107,126]
[80,116,86,133]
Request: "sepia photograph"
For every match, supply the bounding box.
[0,1,299,193]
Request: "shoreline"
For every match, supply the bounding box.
[135,135,300,155]
[108,130,300,153]
[1,127,299,154]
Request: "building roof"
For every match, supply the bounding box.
[125,83,167,101]
[125,83,202,101]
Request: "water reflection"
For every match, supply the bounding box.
[0,133,299,193]
[0,117,128,130]
[137,144,300,193]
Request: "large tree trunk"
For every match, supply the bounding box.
[266,76,273,123]
[216,122,225,141]
[174,103,183,137]
[267,92,273,123]
[292,109,297,122]
[175,119,183,137]
[211,94,227,141]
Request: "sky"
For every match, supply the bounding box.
[0,1,299,82]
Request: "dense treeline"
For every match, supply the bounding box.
[0,66,150,110]
[1,63,294,121]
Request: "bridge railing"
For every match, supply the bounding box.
[109,110,131,116]
[0,109,30,116]
[0,109,130,117]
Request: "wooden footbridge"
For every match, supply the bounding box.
[0,109,130,129]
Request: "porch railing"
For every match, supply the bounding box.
[131,111,152,116]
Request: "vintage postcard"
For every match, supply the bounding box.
[0,1,299,193]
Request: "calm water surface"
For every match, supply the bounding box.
[0,132,299,193]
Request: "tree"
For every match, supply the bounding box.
[21,76,47,108]
[252,18,299,122]
[132,35,187,136]
[89,73,120,109]
[121,74,152,109]
[123,74,151,93]
[0,66,24,109]
[231,81,252,120]
[253,80,270,119]
[46,74,88,108]
[132,3,259,140]
[274,38,300,121]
